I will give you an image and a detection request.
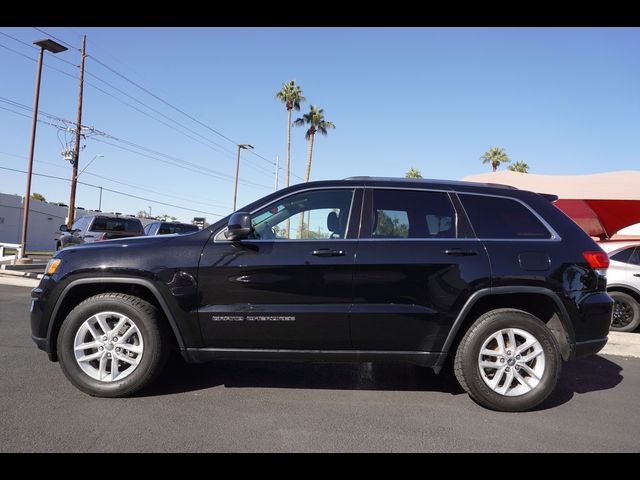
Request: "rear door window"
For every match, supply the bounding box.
[459,194,552,239]
[366,189,457,239]
[90,217,144,234]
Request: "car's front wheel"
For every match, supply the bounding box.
[454,308,561,412]
[57,293,169,397]
[609,291,640,332]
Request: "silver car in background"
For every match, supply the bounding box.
[599,241,640,332]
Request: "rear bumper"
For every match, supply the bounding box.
[573,337,608,358]
[568,291,613,359]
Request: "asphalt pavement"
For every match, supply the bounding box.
[1,284,638,452]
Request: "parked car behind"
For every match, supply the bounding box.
[56,214,145,250]
[143,221,199,236]
[599,241,640,332]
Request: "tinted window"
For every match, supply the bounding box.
[71,216,88,232]
[158,223,199,235]
[250,189,355,240]
[460,194,551,239]
[631,249,640,266]
[90,217,144,233]
[610,247,635,264]
[369,189,456,239]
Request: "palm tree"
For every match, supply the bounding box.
[480,147,511,172]
[405,167,423,178]
[508,160,530,173]
[294,105,335,183]
[294,105,335,238]
[275,80,305,189]
[276,80,305,239]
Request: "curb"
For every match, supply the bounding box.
[601,332,640,359]
[0,275,40,288]
[0,269,44,279]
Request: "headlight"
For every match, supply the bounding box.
[45,259,61,276]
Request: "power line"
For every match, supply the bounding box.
[0,164,225,217]
[0,96,273,190]
[0,151,232,210]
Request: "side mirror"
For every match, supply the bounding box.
[59,224,69,232]
[225,212,252,240]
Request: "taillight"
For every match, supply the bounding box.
[583,250,609,269]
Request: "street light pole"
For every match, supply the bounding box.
[233,144,254,211]
[98,186,103,211]
[18,38,67,262]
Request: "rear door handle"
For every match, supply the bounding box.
[312,248,345,257]
[634,274,640,278]
[444,248,478,256]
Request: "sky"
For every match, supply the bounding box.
[0,27,639,223]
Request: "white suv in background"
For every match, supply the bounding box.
[599,241,640,332]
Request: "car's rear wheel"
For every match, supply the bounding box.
[609,291,640,332]
[454,308,561,412]
[57,293,169,397]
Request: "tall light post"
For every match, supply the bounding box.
[233,144,253,211]
[17,38,68,263]
[78,154,104,176]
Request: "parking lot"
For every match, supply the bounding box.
[1,283,639,452]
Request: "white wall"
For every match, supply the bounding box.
[0,192,90,252]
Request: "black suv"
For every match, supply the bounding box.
[31,178,613,411]
[56,214,145,250]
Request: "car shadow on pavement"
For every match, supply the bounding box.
[139,354,624,408]
[138,357,466,397]
[534,354,624,411]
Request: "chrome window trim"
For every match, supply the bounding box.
[214,184,562,243]
[214,186,359,243]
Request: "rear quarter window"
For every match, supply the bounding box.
[459,194,552,240]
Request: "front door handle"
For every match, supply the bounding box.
[634,273,640,278]
[444,248,478,256]
[312,248,345,257]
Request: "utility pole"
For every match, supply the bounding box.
[67,34,86,228]
[274,155,279,191]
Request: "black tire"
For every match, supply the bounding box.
[454,308,562,412]
[57,293,170,397]
[609,291,640,332]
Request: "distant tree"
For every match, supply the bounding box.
[405,168,423,179]
[508,160,530,173]
[30,192,46,202]
[481,147,511,172]
[136,210,147,218]
[158,214,177,221]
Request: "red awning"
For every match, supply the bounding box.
[462,171,640,239]
[554,199,640,238]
